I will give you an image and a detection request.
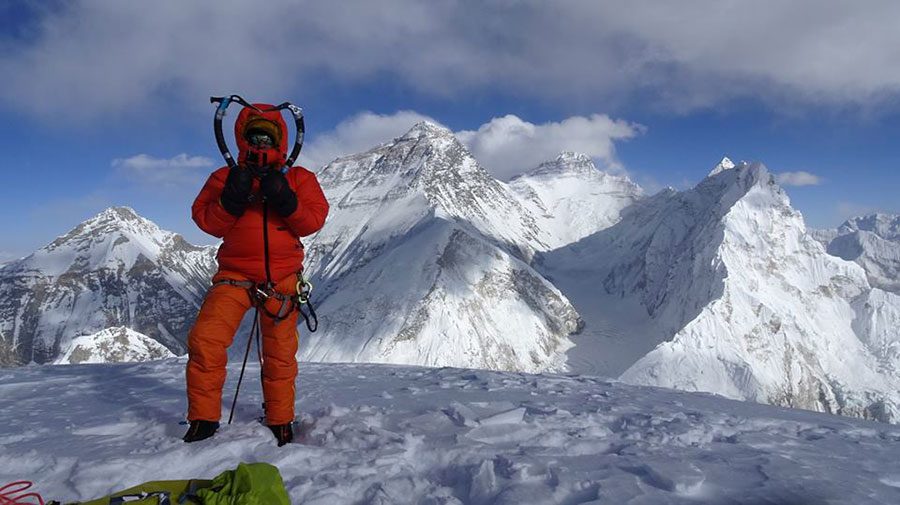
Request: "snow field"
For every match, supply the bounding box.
[2,359,900,504]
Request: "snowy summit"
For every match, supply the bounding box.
[707,156,736,177]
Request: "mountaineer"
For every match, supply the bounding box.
[184,100,328,446]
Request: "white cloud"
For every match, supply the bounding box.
[457,115,644,180]
[4,1,900,123]
[774,171,824,186]
[300,111,643,180]
[299,111,438,169]
[112,153,215,188]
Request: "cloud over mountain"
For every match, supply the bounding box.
[457,114,643,180]
[774,171,824,186]
[301,111,641,180]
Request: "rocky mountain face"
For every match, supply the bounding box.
[300,123,601,372]
[812,213,900,294]
[0,207,217,364]
[541,159,900,422]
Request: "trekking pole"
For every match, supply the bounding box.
[228,309,261,424]
[255,315,265,414]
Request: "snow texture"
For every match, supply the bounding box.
[2,359,899,504]
[541,161,900,423]
[299,123,596,372]
[509,152,643,248]
[53,326,175,364]
[812,213,900,294]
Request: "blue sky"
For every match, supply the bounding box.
[1,1,899,261]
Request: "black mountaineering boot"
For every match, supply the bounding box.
[268,423,293,446]
[183,420,219,443]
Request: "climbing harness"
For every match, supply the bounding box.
[210,270,317,330]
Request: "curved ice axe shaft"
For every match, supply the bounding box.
[210,95,306,170]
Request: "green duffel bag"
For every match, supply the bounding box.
[50,462,289,505]
[195,462,290,505]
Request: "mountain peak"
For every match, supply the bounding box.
[35,205,169,266]
[519,152,598,179]
[708,157,736,177]
[73,206,161,239]
[3,205,218,363]
[94,206,142,224]
[839,213,900,241]
[703,159,773,189]
[556,151,593,164]
[401,121,454,141]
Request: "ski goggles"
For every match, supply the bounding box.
[243,117,282,148]
[245,129,276,147]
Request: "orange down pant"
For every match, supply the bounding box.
[186,271,300,425]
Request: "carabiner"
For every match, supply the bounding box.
[296,279,313,304]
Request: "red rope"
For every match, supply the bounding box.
[0,481,44,505]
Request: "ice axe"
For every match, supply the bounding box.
[209,95,305,171]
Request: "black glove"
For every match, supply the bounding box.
[220,166,254,217]
[259,170,298,217]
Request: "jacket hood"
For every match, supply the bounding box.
[234,103,290,167]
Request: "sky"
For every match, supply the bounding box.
[1,0,899,261]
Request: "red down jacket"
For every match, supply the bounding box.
[191,104,329,282]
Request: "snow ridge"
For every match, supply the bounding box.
[813,213,900,294]
[542,161,900,422]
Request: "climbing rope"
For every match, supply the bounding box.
[0,481,44,505]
